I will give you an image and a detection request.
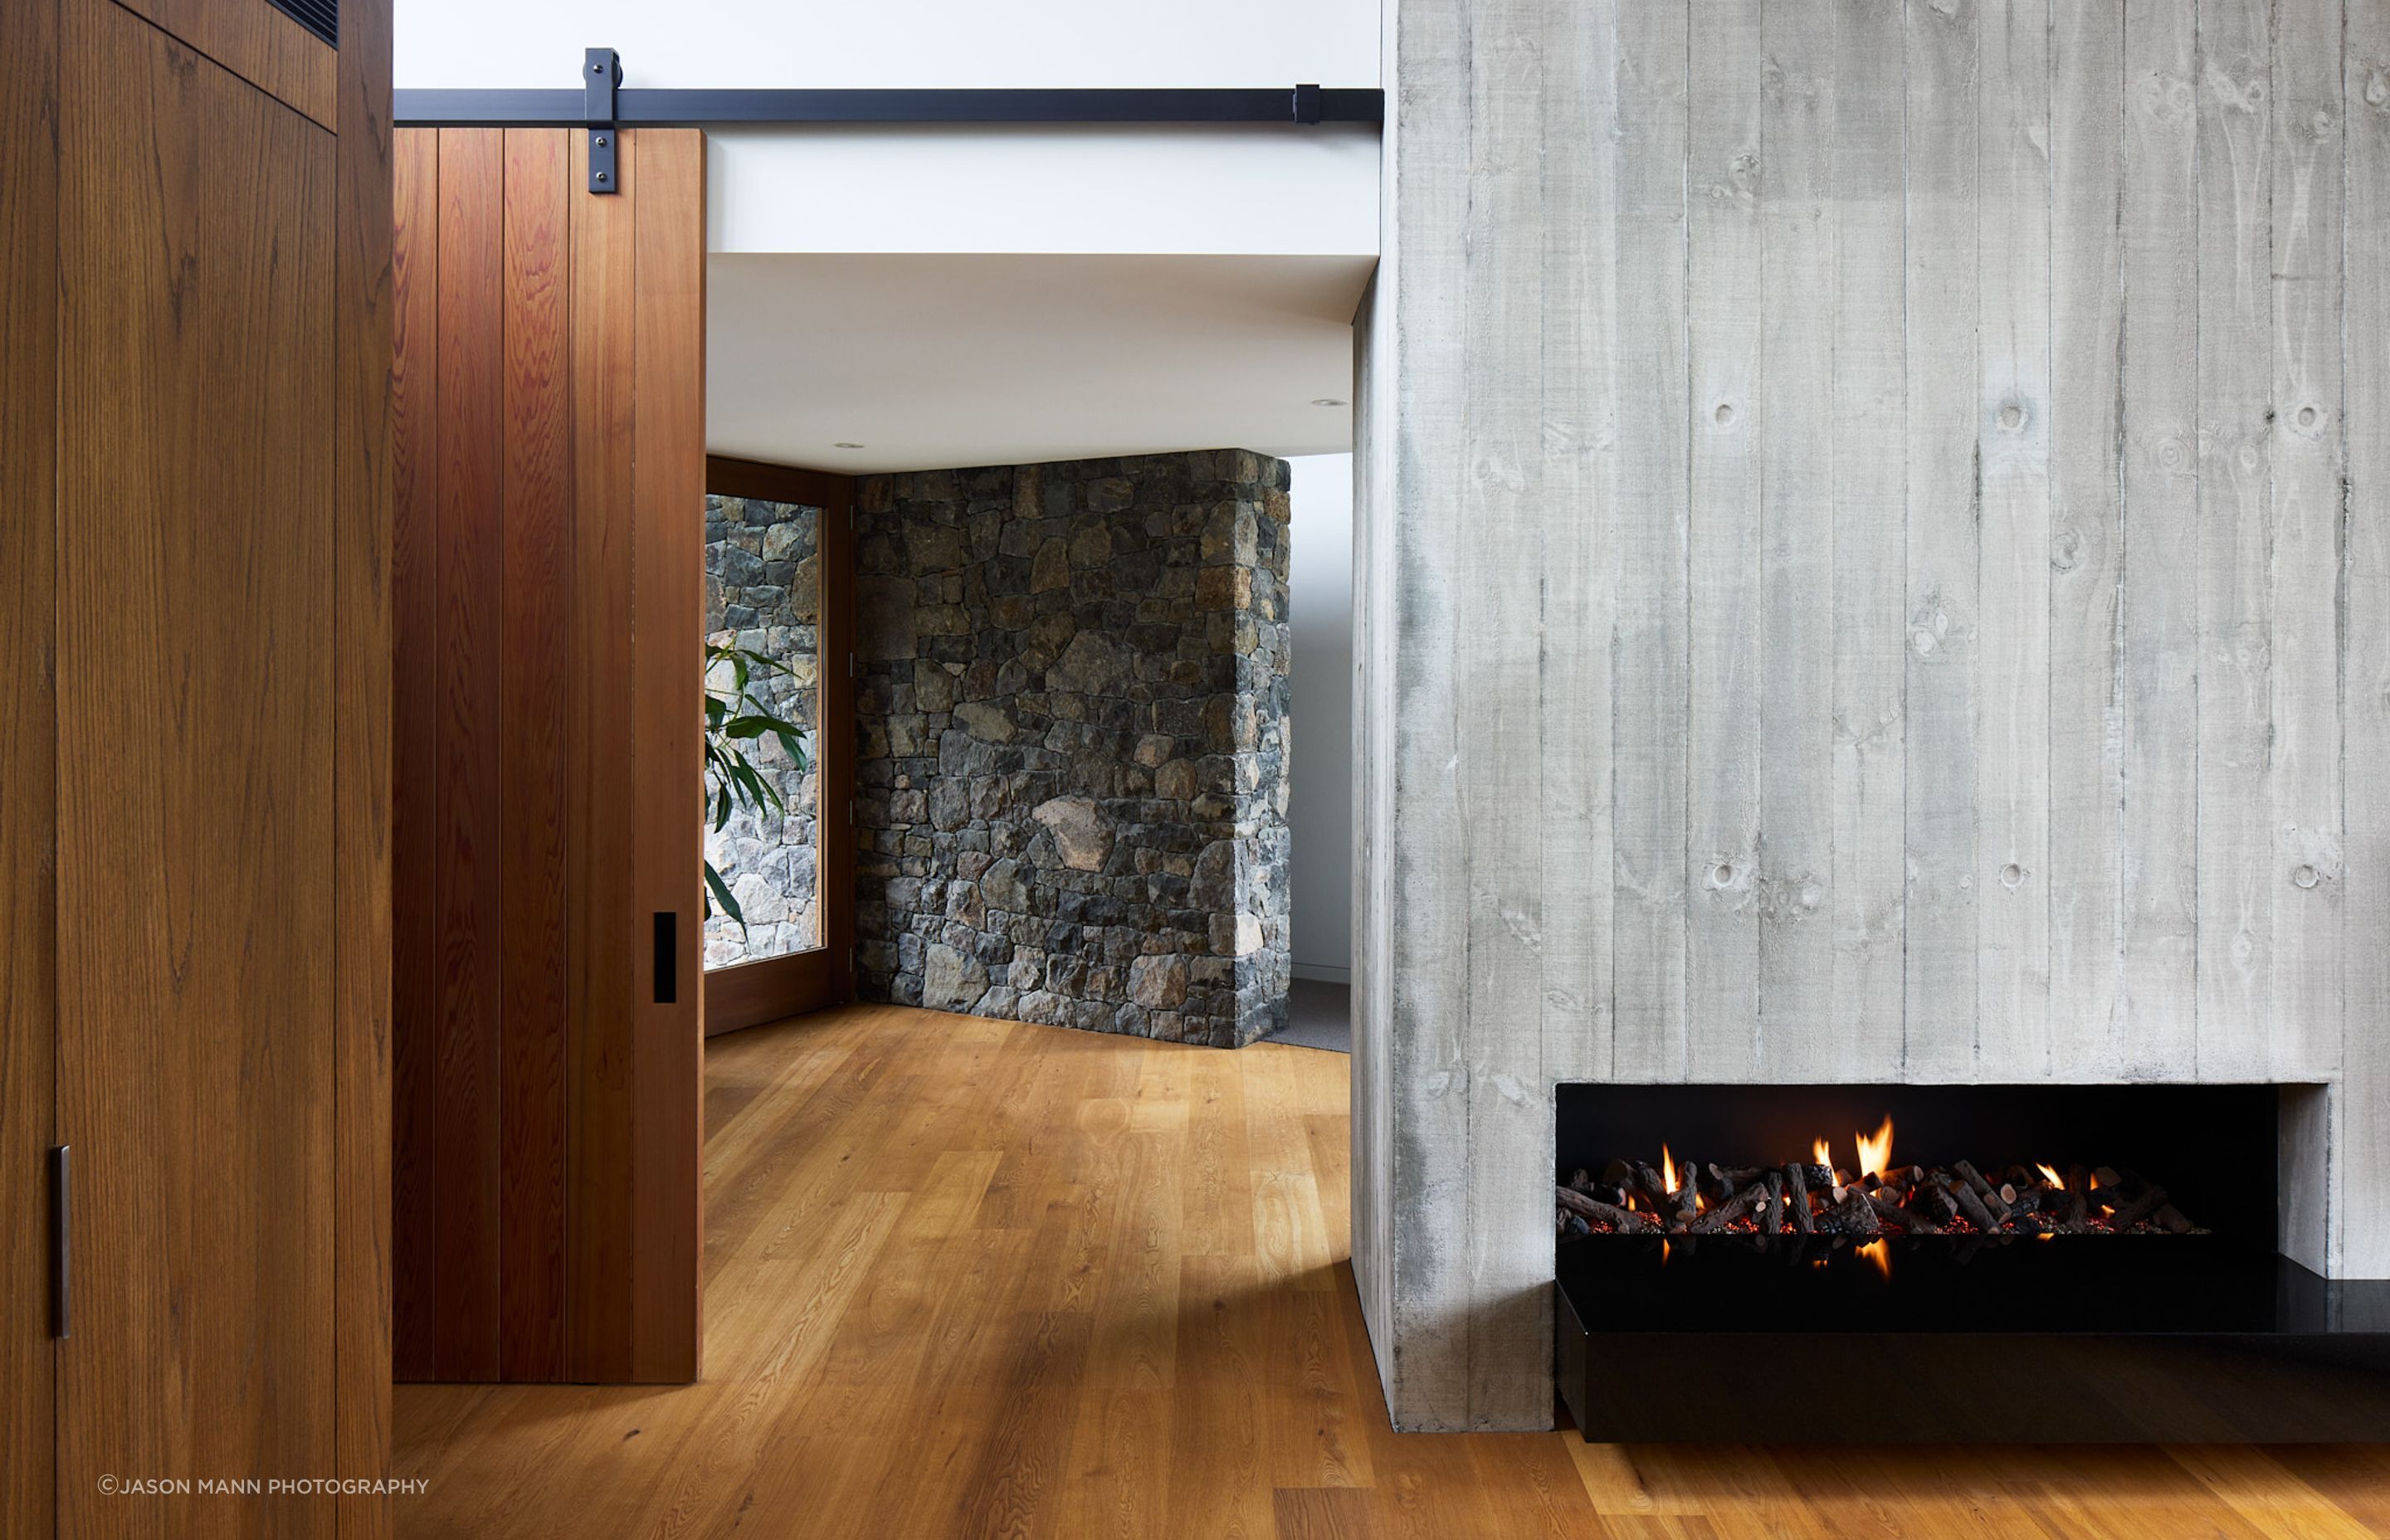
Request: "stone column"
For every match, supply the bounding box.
[851,451,1290,1049]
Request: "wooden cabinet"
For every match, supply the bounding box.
[1,0,392,1533]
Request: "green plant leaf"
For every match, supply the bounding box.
[703,860,744,929]
[746,759,784,814]
[734,758,782,814]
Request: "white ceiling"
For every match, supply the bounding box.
[705,252,1371,475]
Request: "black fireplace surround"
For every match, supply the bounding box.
[1555,1082,2390,1441]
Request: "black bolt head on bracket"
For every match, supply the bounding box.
[586,47,621,193]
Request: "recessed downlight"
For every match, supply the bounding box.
[832,441,865,449]
[1310,397,1347,407]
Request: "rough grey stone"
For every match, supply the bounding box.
[1129,954,1188,1009]
[1045,631,1127,696]
[851,453,1292,1048]
[924,943,989,1011]
[1190,840,1236,912]
[1032,538,1071,593]
[1154,759,1200,802]
[983,856,1030,911]
[954,699,1015,743]
[1032,796,1113,873]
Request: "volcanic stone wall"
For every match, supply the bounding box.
[852,451,1291,1048]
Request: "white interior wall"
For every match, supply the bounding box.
[1286,453,1354,982]
[395,0,1380,90]
[705,124,1379,257]
[399,3,1384,262]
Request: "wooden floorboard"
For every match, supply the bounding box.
[393,1004,2390,1538]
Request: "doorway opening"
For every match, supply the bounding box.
[700,456,856,1035]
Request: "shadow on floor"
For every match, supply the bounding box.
[1273,977,1350,1054]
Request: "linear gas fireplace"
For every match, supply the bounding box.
[1553,1084,2390,1442]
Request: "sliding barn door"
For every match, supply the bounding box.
[391,127,705,1384]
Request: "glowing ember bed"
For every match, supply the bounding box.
[1552,1083,2390,1441]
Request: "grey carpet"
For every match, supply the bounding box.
[1271,977,1351,1053]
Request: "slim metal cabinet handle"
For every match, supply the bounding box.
[51,1145,68,1339]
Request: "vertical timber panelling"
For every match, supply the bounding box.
[58,0,338,1516]
[2119,0,2200,1079]
[1685,0,1765,1080]
[2344,6,2390,1278]
[1828,0,1908,1079]
[432,124,506,1382]
[566,124,640,1385]
[1755,0,1836,1073]
[499,128,572,1382]
[335,0,397,1527]
[628,128,706,1382]
[390,125,441,1384]
[2047,0,2124,1079]
[1608,0,1691,1083]
[0,0,57,1528]
[393,126,705,1385]
[1900,0,1980,1080]
[1975,0,2053,1075]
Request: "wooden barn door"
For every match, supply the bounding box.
[390,127,705,1384]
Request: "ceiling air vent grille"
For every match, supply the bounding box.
[266,0,337,48]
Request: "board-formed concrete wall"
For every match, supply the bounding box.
[1354,0,2390,1431]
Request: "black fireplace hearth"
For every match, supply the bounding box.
[1554,1082,2390,1441]
[1556,1234,2390,1441]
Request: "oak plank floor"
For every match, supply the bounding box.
[393,1004,2390,1539]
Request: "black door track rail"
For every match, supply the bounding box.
[397,51,1384,193]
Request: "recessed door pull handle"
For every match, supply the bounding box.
[51,1144,68,1339]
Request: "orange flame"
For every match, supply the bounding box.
[1858,1239,1891,1279]
[2036,1162,2065,1190]
[1812,1137,1833,1171]
[1854,1116,1895,1180]
[1661,1144,1680,1199]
